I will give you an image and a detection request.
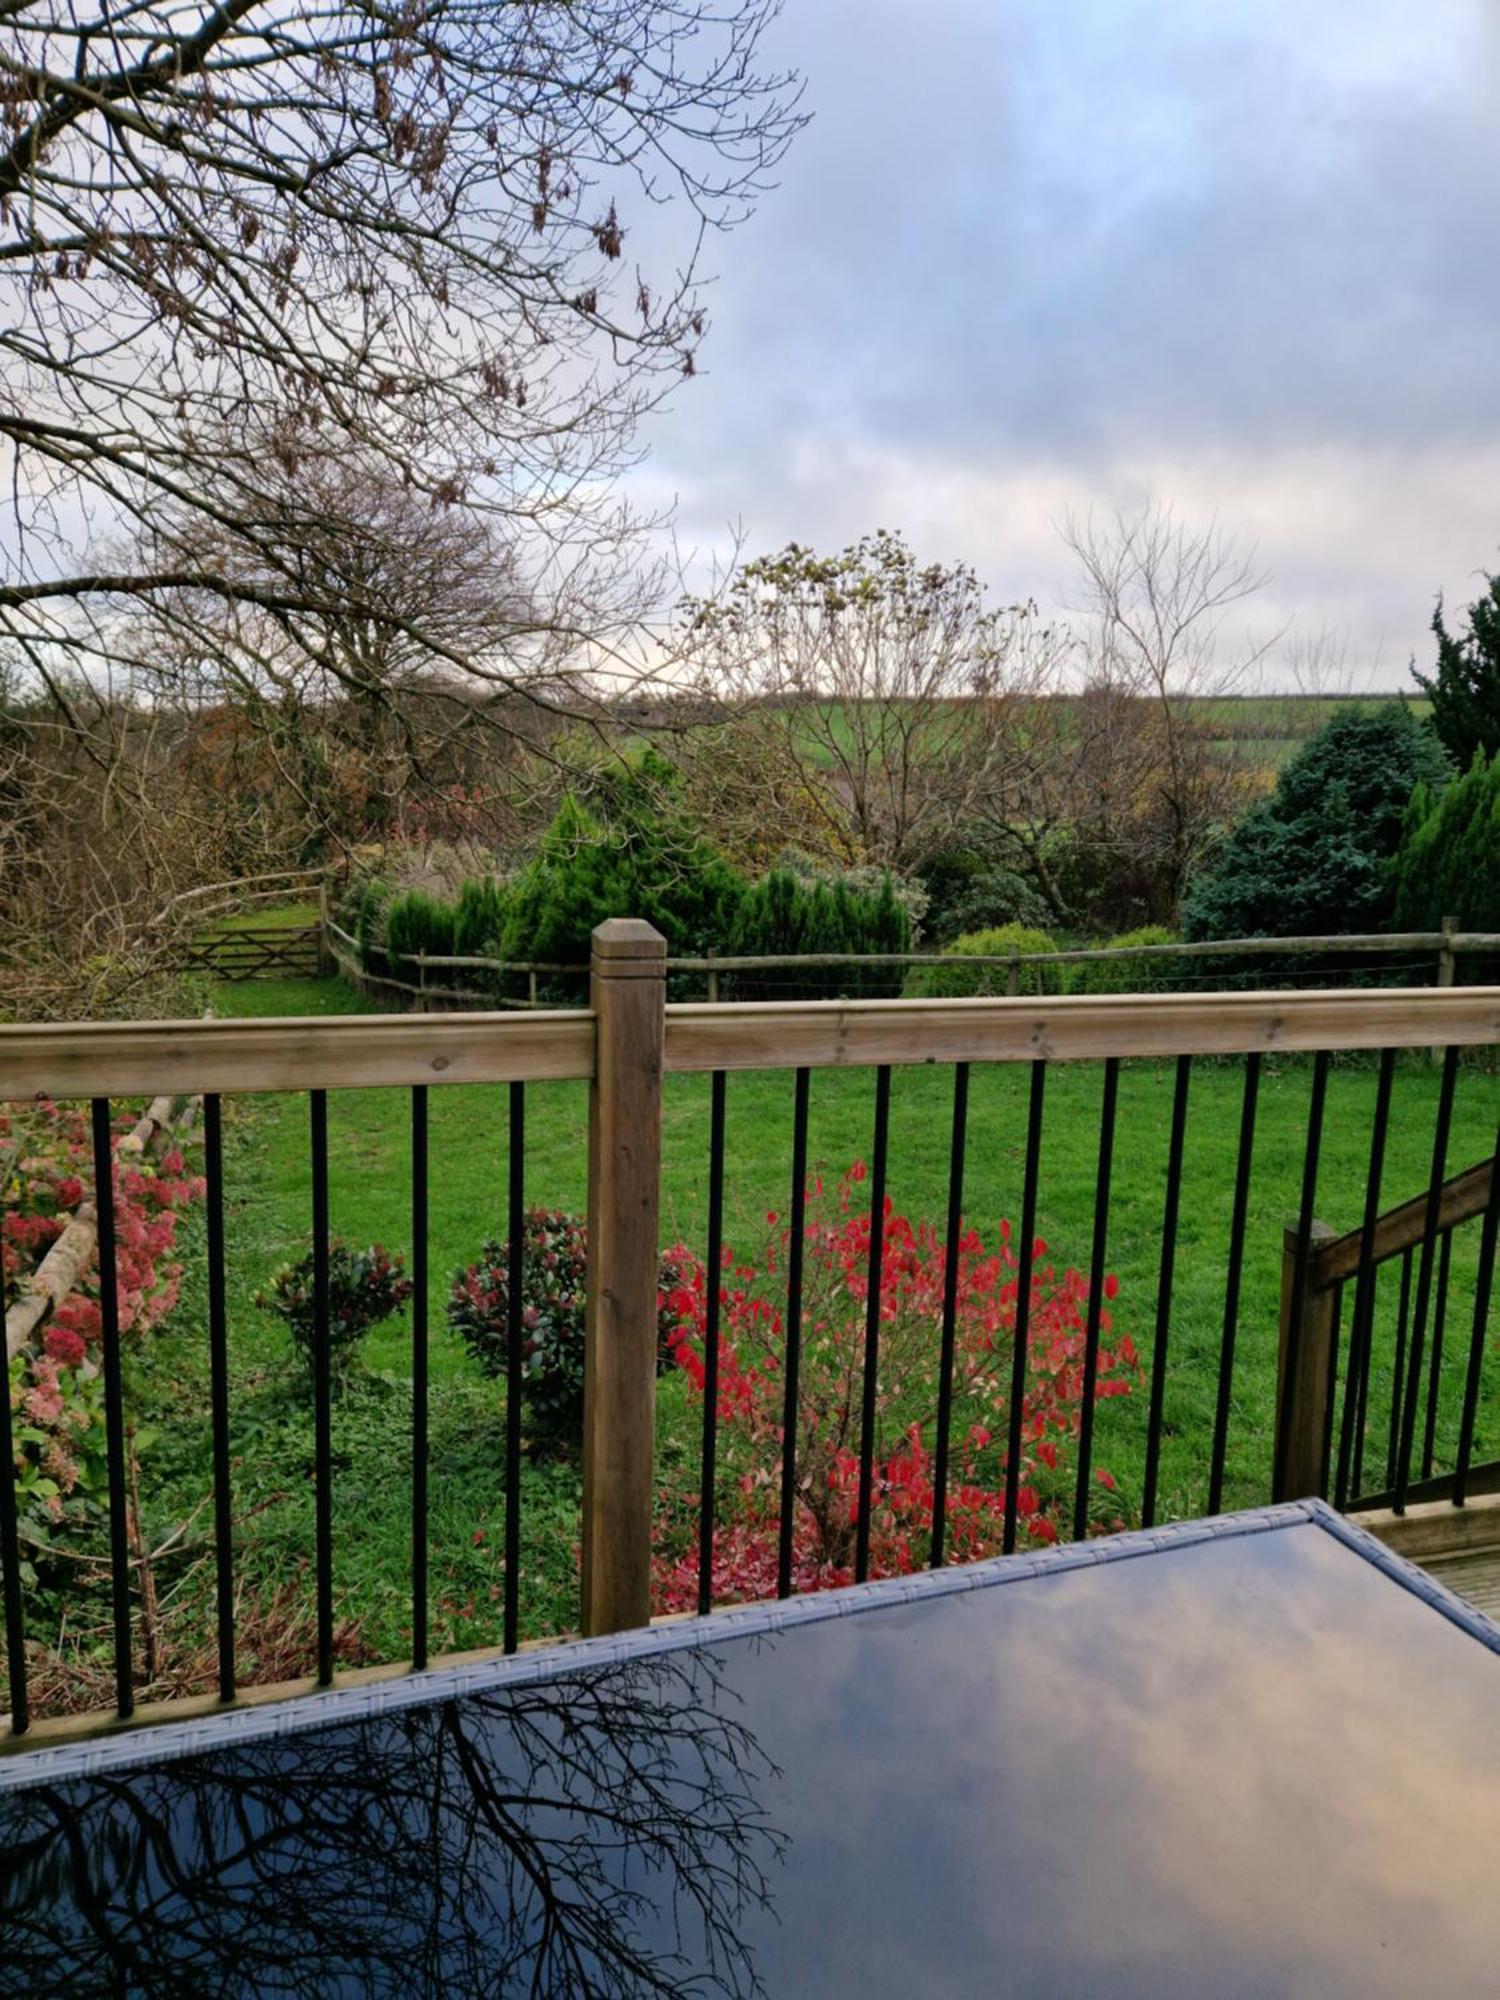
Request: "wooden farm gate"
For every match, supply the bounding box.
[183,923,325,981]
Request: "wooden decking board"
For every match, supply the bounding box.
[1424,1546,1500,1622]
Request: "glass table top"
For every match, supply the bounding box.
[3,1508,1497,1997]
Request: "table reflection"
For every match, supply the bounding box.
[0,1650,785,1997]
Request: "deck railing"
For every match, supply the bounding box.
[1286,1144,1500,1515]
[3,919,1499,1746]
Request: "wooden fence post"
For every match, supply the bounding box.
[1276,1220,1339,1500]
[1438,914,1456,990]
[581,919,666,1636]
[316,879,333,977]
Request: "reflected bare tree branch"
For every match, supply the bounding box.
[0,1649,786,1997]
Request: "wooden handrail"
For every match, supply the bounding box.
[0,1010,596,1097]
[662,987,1500,1074]
[1309,1156,1496,1291]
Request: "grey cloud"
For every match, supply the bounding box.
[624,0,1500,671]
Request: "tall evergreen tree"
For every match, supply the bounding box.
[1181,705,1451,940]
[1414,573,1500,766]
[1390,753,1500,932]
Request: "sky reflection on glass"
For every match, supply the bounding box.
[3,1517,1498,1997]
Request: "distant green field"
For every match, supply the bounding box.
[1192,692,1426,738]
[735,691,1422,780]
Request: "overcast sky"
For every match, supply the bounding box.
[626,0,1500,688]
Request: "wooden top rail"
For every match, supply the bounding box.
[3,987,1499,1099]
[1309,1156,1496,1290]
[0,1010,596,1099]
[661,987,1500,1074]
[659,932,1500,973]
[152,868,330,927]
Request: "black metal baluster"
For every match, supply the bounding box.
[1351,1264,1375,1502]
[91,1099,134,1719]
[1273,1050,1330,1503]
[1386,1248,1412,1488]
[1334,1049,1395,1512]
[1320,1283,1344,1498]
[0,1154,28,1731]
[1208,1054,1261,1516]
[411,1086,429,1670]
[777,1069,811,1600]
[1072,1059,1120,1541]
[1454,1127,1500,1505]
[854,1066,892,1583]
[931,1064,970,1568]
[204,1095,235,1702]
[1003,1063,1047,1555]
[697,1072,727,1616]
[1394,1044,1459,1514]
[504,1082,524,1653]
[1422,1228,1453,1481]
[1142,1056,1191,1530]
[310,1090,333,1686]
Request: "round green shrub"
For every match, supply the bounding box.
[448,1212,699,1445]
[255,1242,413,1383]
[1065,926,1181,995]
[904,923,1060,998]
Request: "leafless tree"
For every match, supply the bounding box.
[0,1,803,719]
[0,661,284,1017]
[678,533,1058,873]
[119,433,599,851]
[1049,501,1274,922]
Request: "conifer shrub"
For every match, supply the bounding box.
[345,878,395,977]
[1181,706,1450,942]
[1414,573,1500,767]
[453,878,507,957]
[385,889,458,968]
[1391,752,1500,934]
[497,758,747,997]
[723,866,911,999]
[1065,926,1181,994]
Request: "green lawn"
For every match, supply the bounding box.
[110,969,1500,1687]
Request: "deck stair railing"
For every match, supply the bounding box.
[1282,1142,1500,1515]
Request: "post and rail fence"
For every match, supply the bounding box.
[3,921,1500,1751]
[324,918,1500,1008]
[160,866,1495,999]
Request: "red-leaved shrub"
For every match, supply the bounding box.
[653,1163,1139,1610]
[4,1099,204,1531]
